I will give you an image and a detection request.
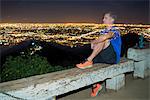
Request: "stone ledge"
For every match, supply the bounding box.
[127,48,150,61]
[0,58,134,100]
[127,47,150,78]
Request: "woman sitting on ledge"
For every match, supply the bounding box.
[76,12,122,97]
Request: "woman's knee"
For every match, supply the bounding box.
[93,43,104,50]
[94,40,109,49]
[103,40,110,49]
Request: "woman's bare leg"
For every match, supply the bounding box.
[87,40,110,61]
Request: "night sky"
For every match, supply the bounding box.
[0,0,149,24]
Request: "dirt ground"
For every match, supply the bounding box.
[58,73,150,100]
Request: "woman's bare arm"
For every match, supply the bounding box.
[91,32,114,44]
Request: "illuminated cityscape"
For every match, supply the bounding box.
[0,23,149,47]
[0,0,150,99]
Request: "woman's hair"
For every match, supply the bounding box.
[105,12,117,20]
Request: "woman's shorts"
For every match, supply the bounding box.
[93,43,116,64]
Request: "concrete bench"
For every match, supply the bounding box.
[127,47,150,78]
[0,58,134,100]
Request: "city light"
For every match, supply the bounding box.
[0,23,150,47]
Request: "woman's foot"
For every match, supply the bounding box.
[76,60,93,69]
[91,83,102,97]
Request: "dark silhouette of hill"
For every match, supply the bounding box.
[0,33,142,68]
